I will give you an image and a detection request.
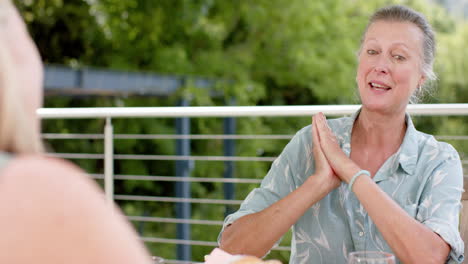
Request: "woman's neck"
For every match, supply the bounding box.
[352,108,407,149]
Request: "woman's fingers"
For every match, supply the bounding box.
[315,113,327,144]
[318,112,337,143]
[313,115,331,165]
[312,115,341,189]
[312,116,322,158]
[312,116,319,145]
[315,112,343,167]
[315,112,356,180]
[311,116,320,157]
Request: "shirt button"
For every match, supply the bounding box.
[359,231,364,237]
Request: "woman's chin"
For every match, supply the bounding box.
[361,101,393,114]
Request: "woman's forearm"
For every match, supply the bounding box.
[352,175,450,263]
[220,176,332,257]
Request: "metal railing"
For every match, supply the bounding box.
[38,104,468,264]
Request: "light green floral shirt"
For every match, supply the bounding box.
[219,110,464,263]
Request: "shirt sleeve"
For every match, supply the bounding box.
[416,145,464,263]
[217,126,312,246]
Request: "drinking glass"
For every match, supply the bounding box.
[348,251,396,264]
[152,256,165,264]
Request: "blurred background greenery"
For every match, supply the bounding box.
[15,0,468,262]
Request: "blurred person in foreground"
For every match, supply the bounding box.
[219,5,464,264]
[0,1,152,263]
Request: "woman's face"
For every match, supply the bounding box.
[356,21,425,115]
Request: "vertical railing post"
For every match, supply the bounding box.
[175,99,191,261]
[223,116,236,216]
[104,117,114,203]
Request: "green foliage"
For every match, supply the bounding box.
[436,22,468,103]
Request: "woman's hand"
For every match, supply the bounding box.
[314,112,359,183]
[311,115,341,191]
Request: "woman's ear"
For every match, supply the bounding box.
[418,74,426,89]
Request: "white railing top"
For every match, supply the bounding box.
[37,104,468,119]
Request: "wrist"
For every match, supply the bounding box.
[348,170,371,192]
[343,163,361,183]
[304,174,334,198]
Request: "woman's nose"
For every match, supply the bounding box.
[374,56,391,74]
[374,65,389,74]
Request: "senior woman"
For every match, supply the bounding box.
[219,5,464,264]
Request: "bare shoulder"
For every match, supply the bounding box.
[0,155,99,199]
[0,154,105,220]
[0,154,112,226]
[0,155,152,263]
[2,154,86,181]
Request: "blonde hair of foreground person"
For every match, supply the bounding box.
[0,2,153,264]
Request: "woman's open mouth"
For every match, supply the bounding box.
[369,82,391,92]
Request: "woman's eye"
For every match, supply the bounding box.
[366,49,377,55]
[393,55,406,61]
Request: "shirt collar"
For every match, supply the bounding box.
[397,114,418,175]
[341,109,419,179]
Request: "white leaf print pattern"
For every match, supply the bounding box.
[295,249,310,264]
[425,147,439,161]
[368,223,386,252]
[420,196,432,210]
[295,228,313,244]
[284,163,290,178]
[272,156,281,168]
[262,175,275,192]
[374,233,385,251]
[399,153,411,162]
[314,230,331,251]
[312,203,320,218]
[342,242,348,263]
[419,196,432,220]
[358,204,365,217]
[430,203,441,217]
[338,185,348,210]
[432,170,447,187]
[355,219,364,231]
[296,228,322,264]
[391,174,406,198]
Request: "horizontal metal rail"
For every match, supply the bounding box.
[90,174,262,184]
[114,195,244,205]
[37,104,468,119]
[48,153,468,165]
[97,173,468,182]
[142,237,217,247]
[162,259,202,264]
[48,153,277,162]
[42,133,294,140]
[436,136,468,141]
[42,133,468,141]
[141,237,291,252]
[128,216,224,226]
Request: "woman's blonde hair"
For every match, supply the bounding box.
[0,1,43,154]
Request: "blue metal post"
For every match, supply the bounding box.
[175,99,191,261]
[223,116,236,216]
